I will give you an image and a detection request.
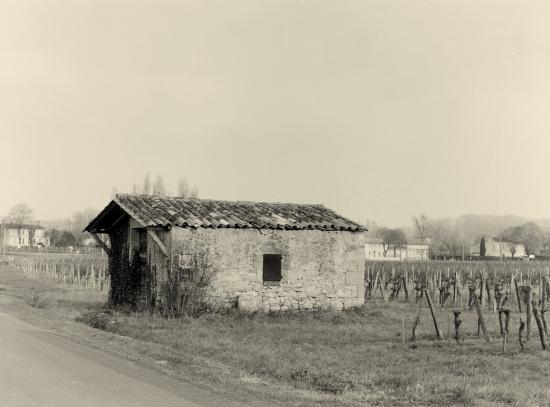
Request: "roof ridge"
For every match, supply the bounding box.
[114,193,326,208]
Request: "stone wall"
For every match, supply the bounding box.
[170,227,366,312]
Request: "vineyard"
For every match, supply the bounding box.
[7,252,109,291]
[366,260,550,350]
[5,252,550,350]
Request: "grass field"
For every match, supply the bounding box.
[1,261,550,406]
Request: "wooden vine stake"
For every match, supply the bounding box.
[379,278,387,302]
[411,314,421,342]
[453,311,462,343]
[480,273,486,308]
[532,302,548,350]
[514,278,522,313]
[471,289,491,343]
[401,316,406,344]
[526,287,532,341]
[424,288,443,340]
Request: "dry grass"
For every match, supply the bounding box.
[1,264,550,407]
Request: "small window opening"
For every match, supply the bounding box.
[263,254,282,282]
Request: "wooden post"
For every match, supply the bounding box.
[526,287,532,341]
[453,271,457,304]
[401,316,405,344]
[402,276,409,302]
[540,270,543,305]
[471,290,491,343]
[498,310,504,337]
[372,271,380,296]
[424,288,443,340]
[532,302,548,350]
[453,311,462,343]
[504,309,510,335]
[448,313,452,344]
[411,314,421,342]
[486,279,495,313]
[379,278,386,302]
[514,278,522,313]
[540,272,546,312]
[479,272,485,308]
[519,319,526,351]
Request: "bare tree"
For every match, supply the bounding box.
[143,173,152,195]
[509,242,518,258]
[152,174,166,196]
[429,219,462,258]
[72,208,99,246]
[364,219,378,234]
[502,222,544,257]
[412,214,430,242]
[177,178,190,198]
[376,227,407,258]
[8,203,33,226]
[190,185,199,198]
[8,204,34,247]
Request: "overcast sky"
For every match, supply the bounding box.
[2,0,550,227]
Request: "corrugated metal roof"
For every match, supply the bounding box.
[87,194,365,232]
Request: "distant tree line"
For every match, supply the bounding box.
[44,207,99,248]
[112,173,199,199]
[410,214,550,258]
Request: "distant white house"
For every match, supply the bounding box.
[1,223,50,248]
[82,234,97,247]
[365,238,430,261]
[470,237,526,258]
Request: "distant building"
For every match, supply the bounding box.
[82,235,97,247]
[1,223,50,248]
[470,237,526,258]
[365,238,430,261]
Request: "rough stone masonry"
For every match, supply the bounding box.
[171,228,366,312]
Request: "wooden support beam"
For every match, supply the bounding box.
[472,288,491,343]
[424,288,443,340]
[91,233,111,258]
[147,229,168,256]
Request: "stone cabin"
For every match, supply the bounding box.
[85,194,366,312]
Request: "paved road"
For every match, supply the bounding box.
[0,312,242,407]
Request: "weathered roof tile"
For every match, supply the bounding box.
[86,194,365,233]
